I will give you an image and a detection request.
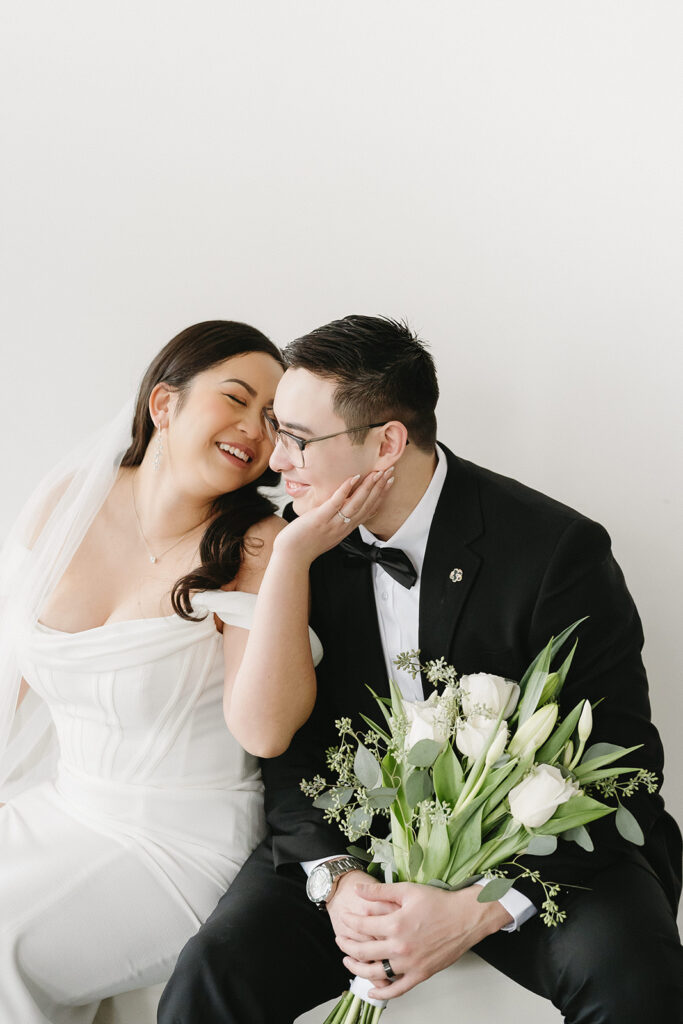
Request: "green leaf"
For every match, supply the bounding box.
[354,743,383,790]
[405,768,434,807]
[312,786,354,809]
[525,834,558,856]
[615,803,644,846]
[426,878,453,890]
[533,793,614,836]
[408,841,424,876]
[518,618,587,692]
[517,639,553,726]
[582,741,628,762]
[419,820,451,883]
[433,743,464,805]
[359,713,390,743]
[348,807,373,835]
[535,700,585,764]
[574,744,642,780]
[407,738,444,768]
[477,877,515,902]
[367,786,399,809]
[346,845,372,863]
[448,804,483,871]
[562,825,593,851]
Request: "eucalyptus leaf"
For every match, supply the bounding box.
[615,804,644,846]
[582,742,628,763]
[408,841,424,876]
[477,877,515,902]
[405,768,434,807]
[367,786,399,809]
[312,786,354,809]
[561,825,593,851]
[426,878,453,890]
[407,738,444,768]
[348,807,373,835]
[525,834,558,856]
[354,743,383,790]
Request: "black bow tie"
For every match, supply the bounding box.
[340,534,418,589]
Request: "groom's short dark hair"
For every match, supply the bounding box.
[283,315,439,451]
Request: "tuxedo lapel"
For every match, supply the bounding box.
[418,446,483,696]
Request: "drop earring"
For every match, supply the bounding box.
[153,424,163,472]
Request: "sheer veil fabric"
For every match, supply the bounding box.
[0,403,134,800]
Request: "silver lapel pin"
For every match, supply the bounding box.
[449,567,463,583]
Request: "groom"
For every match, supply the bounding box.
[159,315,682,1022]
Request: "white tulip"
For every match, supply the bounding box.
[456,716,507,761]
[507,703,558,759]
[578,701,593,744]
[459,673,520,720]
[403,693,449,749]
[509,763,580,829]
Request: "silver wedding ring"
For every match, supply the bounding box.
[336,508,351,524]
[382,958,396,981]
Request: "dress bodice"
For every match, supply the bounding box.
[19,591,261,788]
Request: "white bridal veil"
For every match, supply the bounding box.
[0,403,134,800]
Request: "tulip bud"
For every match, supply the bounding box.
[578,701,593,744]
[485,724,509,766]
[508,703,559,759]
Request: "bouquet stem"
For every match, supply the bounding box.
[321,978,387,1023]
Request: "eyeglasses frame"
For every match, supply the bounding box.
[263,410,389,467]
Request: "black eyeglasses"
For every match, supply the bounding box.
[263,411,388,468]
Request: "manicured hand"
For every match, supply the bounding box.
[336,881,512,999]
[326,871,397,947]
[274,468,394,564]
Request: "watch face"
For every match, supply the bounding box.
[307,865,332,903]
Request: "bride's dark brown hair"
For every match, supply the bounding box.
[122,320,284,619]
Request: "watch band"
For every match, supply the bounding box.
[307,855,366,909]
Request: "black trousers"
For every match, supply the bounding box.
[158,838,683,1024]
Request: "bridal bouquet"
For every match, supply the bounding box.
[302,621,657,1024]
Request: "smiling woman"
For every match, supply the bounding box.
[0,320,324,1024]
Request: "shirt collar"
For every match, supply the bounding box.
[358,444,447,579]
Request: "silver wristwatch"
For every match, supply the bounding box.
[305,856,366,909]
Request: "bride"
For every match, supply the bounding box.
[0,320,385,1024]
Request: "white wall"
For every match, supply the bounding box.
[1,0,681,944]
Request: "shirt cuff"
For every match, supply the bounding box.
[497,887,537,932]
[300,855,346,876]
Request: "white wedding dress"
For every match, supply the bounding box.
[0,590,319,1024]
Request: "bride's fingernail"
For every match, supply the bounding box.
[386,477,395,487]
[385,466,395,475]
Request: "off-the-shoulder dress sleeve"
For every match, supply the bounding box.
[191,591,323,667]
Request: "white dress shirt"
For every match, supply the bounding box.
[302,446,535,931]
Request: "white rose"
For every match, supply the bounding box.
[459,673,520,720]
[508,763,580,829]
[403,693,449,749]
[456,716,508,761]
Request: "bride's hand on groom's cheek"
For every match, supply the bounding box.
[274,468,394,564]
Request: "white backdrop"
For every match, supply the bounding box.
[1,0,681,921]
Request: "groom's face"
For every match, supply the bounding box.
[269,367,380,515]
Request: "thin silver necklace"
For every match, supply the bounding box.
[131,474,205,565]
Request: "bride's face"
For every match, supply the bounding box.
[157,351,283,500]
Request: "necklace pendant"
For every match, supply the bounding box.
[150,555,157,564]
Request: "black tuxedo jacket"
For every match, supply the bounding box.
[262,444,681,911]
